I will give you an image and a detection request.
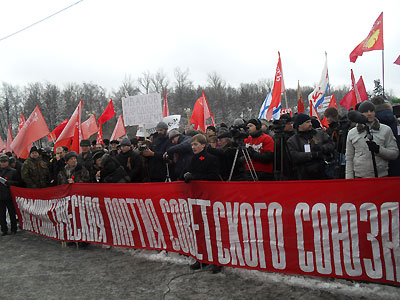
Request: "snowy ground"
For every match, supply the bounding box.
[0,230,398,300]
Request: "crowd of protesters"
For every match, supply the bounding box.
[0,95,399,272]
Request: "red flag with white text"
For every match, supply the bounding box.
[10,106,50,158]
[96,125,103,144]
[17,113,26,135]
[266,52,284,121]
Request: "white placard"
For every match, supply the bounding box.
[316,96,331,114]
[136,115,181,137]
[122,93,162,126]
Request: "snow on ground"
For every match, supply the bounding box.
[114,247,400,300]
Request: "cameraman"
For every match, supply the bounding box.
[141,122,171,182]
[207,131,245,181]
[272,114,295,180]
[345,101,399,179]
[244,119,274,181]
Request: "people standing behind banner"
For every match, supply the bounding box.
[287,114,334,180]
[345,101,399,179]
[57,151,91,184]
[324,107,351,179]
[164,130,193,181]
[0,154,19,236]
[78,139,94,179]
[9,156,23,187]
[184,134,222,273]
[49,146,67,185]
[207,131,245,181]
[371,95,400,176]
[244,119,274,181]
[272,114,295,180]
[21,146,50,188]
[109,140,119,157]
[141,122,171,182]
[116,138,145,183]
[97,153,130,183]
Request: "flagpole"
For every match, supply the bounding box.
[382,49,385,97]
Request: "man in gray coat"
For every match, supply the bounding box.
[345,101,399,179]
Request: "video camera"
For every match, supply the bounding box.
[229,124,248,141]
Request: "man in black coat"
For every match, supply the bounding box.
[141,122,171,182]
[78,139,94,179]
[116,138,145,183]
[0,154,19,235]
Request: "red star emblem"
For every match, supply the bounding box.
[199,156,205,161]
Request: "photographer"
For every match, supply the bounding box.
[0,154,19,236]
[141,122,171,182]
[287,114,334,180]
[345,101,399,179]
[244,119,274,181]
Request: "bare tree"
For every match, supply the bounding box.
[151,69,169,94]
[137,71,152,94]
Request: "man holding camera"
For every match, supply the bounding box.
[141,122,171,182]
[0,154,19,236]
[345,101,399,179]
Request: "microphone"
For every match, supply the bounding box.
[348,110,368,124]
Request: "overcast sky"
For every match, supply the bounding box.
[0,0,399,98]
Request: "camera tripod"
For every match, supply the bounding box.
[228,144,258,181]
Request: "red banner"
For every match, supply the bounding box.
[11,178,400,284]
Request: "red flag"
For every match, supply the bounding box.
[10,106,50,158]
[202,91,214,126]
[81,115,99,140]
[98,100,115,125]
[266,52,284,121]
[110,115,126,141]
[17,113,26,135]
[55,100,82,152]
[47,119,69,143]
[339,76,369,110]
[350,12,384,63]
[0,137,5,152]
[351,69,362,109]
[297,81,304,113]
[6,124,13,153]
[96,125,103,144]
[394,55,400,65]
[190,92,212,132]
[163,91,169,117]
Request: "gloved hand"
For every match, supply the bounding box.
[184,172,194,184]
[366,141,380,153]
[311,151,323,160]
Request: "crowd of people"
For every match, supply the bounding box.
[0,95,399,272]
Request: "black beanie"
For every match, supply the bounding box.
[247,119,261,130]
[358,101,375,113]
[30,146,39,154]
[294,113,311,128]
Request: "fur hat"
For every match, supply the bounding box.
[92,150,106,161]
[65,151,78,162]
[80,139,91,147]
[120,138,131,147]
[0,154,9,162]
[294,113,311,128]
[156,122,168,130]
[30,146,39,154]
[247,119,261,130]
[358,101,375,113]
[168,129,180,140]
